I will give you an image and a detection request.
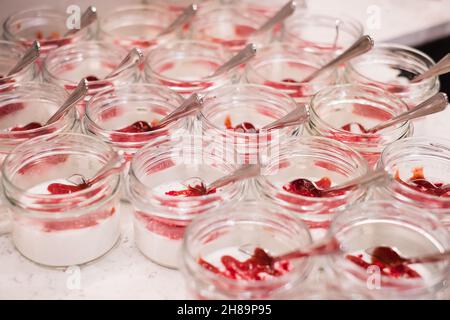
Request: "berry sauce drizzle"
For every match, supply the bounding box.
[283,177,348,198]
[224,115,258,133]
[47,181,90,195]
[395,167,450,198]
[165,183,216,197]
[199,247,292,281]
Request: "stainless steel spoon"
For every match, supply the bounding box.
[64,6,97,37]
[252,0,297,35]
[153,93,204,129]
[105,48,144,79]
[6,40,40,76]
[301,35,374,83]
[411,53,450,83]
[158,4,198,37]
[209,43,257,77]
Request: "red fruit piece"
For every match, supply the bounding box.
[283,177,348,198]
[165,183,216,197]
[116,120,154,133]
[47,182,90,195]
[234,25,256,37]
[10,122,43,131]
[395,167,450,198]
[224,115,258,133]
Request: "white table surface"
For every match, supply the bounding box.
[1,0,450,300]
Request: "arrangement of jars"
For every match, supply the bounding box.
[0,0,449,300]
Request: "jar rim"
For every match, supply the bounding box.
[181,200,314,294]
[346,43,439,92]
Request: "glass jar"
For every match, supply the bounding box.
[0,82,77,234]
[3,8,92,59]
[283,13,363,56]
[244,43,338,104]
[128,136,245,269]
[2,133,121,267]
[189,5,273,52]
[328,201,450,299]
[0,40,37,85]
[98,5,179,51]
[200,84,302,165]
[144,40,234,97]
[345,44,440,108]
[376,137,450,227]
[43,41,138,116]
[307,84,413,167]
[83,83,186,161]
[255,136,369,240]
[181,201,313,299]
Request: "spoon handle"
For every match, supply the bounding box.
[207,164,261,191]
[45,78,89,125]
[406,250,450,265]
[274,237,340,262]
[158,4,198,37]
[411,53,450,83]
[6,41,40,76]
[326,168,387,192]
[88,151,126,186]
[262,103,309,130]
[64,6,97,37]
[105,48,143,79]
[155,93,203,129]
[301,35,374,83]
[368,92,448,133]
[209,43,257,77]
[254,0,296,35]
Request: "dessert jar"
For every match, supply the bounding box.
[128,136,245,269]
[199,84,302,165]
[345,44,440,108]
[283,13,363,56]
[328,201,450,299]
[255,136,369,240]
[144,40,235,97]
[0,40,37,85]
[2,133,121,267]
[43,41,139,116]
[189,5,273,52]
[307,84,413,167]
[3,8,92,60]
[181,201,313,300]
[0,82,77,234]
[244,43,338,104]
[376,137,450,227]
[98,5,179,51]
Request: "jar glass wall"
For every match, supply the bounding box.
[0,40,37,85]
[328,201,450,299]
[128,136,245,269]
[307,84,413,166]
[181,201,313,299]
[2,133,121,267]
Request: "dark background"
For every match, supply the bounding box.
[418,35,450,95]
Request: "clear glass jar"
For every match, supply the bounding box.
[307,84,413,167]
[0,82,77,234]
[3,8,92,59]
[244,43,338,104]
[345,44,440,108]
[255,136,369,240]
[189,5,273,52]
[0,40,37,85]
[376,137,450,227]
[181,201,313,299]
[328,201,450,299]
[144,40,234,97]
[2,133,121,267]
[43,41,138,115]
[98,5,179,51]
[200,84,302,165]
[128,136,245,269]
[83,83,186,160]
[283,13,363,56]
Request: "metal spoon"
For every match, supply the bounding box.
[367,92,448,133]
[6,40,40,76]
[262,103,309,131]
[411,53,450,83]
[153,93,204,129]
[64,6,97,37]
[301,35,374,83]
[45,78,89,125]
[366,246,450,267]
[105,48,144,79]
[158,4,198,37]
[209,43,257,77]
[252,0,297,35]
[321,168,388,193]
